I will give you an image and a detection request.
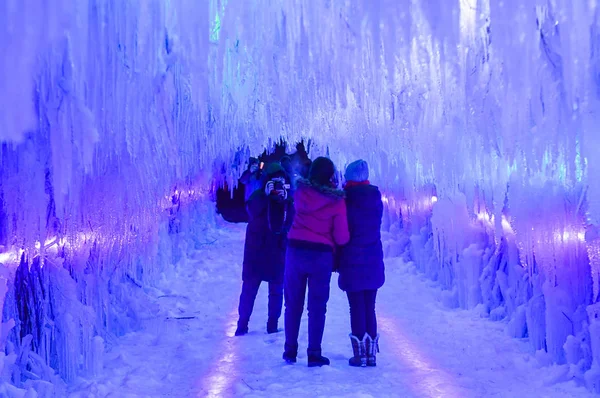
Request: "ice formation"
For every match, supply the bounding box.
[1,0,600,394]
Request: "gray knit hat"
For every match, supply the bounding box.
[344,160,369,182]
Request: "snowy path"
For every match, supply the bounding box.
[72,222,593,398]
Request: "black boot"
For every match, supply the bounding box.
[283,343,298,364]
[307,350,330,367]
[365,334,379,367]
[267,318,279,334]
[348,334,367,367]
[235,321,248,336]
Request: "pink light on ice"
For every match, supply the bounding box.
[378,315,471,398]
[196,305,240,397]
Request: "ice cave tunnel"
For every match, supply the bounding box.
[1,0,600,397]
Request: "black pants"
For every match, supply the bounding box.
[347,290,378,339]
[284,246,333,355]
[238,277,283,325]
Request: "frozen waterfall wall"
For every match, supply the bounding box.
[1,0,600,393]
[0,0,219,393]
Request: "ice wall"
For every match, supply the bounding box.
[1,0,600,393]
[0,0,217,393]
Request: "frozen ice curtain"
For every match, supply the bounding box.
[1,0,600,394]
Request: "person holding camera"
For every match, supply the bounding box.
[337,160,385,367]
[283,157,350,367]
[235,163,294,336]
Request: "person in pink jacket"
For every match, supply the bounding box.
[282,157,350,367]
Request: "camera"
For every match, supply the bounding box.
[268,177,290,198]
[272,177,291,191]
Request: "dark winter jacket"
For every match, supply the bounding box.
[337,184,385,292]
[242,183,294,283]
[240,170,262,202]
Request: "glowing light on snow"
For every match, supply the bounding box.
[431,196,438,203]
[378,315,468,398]
[199,305,240,397]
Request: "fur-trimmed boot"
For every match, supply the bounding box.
[365,334,379,367]
[349,334,367,367]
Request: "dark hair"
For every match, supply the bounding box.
[309,157,336,187]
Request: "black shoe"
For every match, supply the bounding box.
[307,354,330,367]
[283,351,297,364]
[349,334,367,367]
[365,334,379,367]
[235,323,248,336]
[283,342,298,363]
[267,319,279,334]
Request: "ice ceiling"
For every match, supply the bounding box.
[3,0,599,225]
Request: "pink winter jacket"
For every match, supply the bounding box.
[288,180,350,248]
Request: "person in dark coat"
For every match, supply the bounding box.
[239,157,263,203]
[283,157,350,367]
[235,163,294,336]
[337,159,385,367]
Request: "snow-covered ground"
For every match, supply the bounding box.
[70,221,594,397]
